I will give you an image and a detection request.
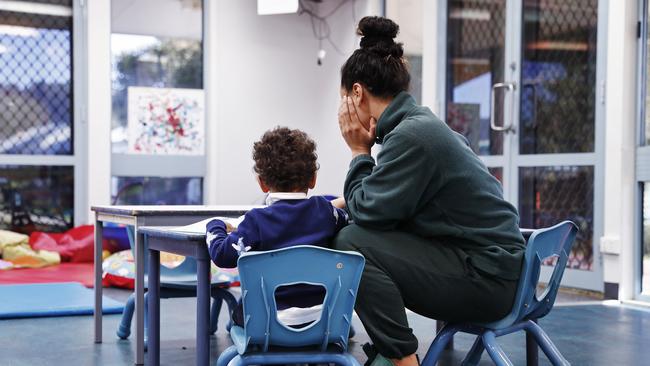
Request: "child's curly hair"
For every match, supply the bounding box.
[253,127,318,192]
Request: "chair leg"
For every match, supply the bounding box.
[210,297,223,335]
[143,291,149,351]
[421,324,462,366]
[216,345,239,366]
[116,293,135,339]
[524,320,570,366]
[461,336,485,366]
[482,331,513,366]
[213,288,238,332]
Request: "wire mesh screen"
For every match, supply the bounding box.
[519,0,598,154]
[0,165,74,233]
[519,166,594,270]
[446,0,506,156]
[0,8,73,155]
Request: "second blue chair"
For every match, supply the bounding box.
[422,220,578,366]
[216,245,364,366]
[116,226,238,341]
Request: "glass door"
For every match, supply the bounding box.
[443,0,604,291]
[445,0,510,189]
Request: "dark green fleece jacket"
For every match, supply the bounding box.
[344,92,525,280]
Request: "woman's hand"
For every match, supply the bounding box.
[338,96,377,157]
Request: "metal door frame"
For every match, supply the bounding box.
[438,0,606,291]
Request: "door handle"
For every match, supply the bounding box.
[490,82,516,133]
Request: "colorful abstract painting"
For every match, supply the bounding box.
[127,87,204,155]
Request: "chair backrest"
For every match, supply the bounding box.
[485,221,578,329]
[125,225,197,276]
[236,245,364,353]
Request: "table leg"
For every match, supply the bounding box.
[197,258,211,366]
[148,248,160,366]
[94,216,103,343]
[526,319,539,366]
[135,227,145,365]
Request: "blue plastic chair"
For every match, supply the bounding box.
[116,226,238,341]
[422,221,578,366]
[216,245,364,366]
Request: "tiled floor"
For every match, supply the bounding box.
[0,286,648,365]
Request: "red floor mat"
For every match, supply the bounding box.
[0,263,95,288]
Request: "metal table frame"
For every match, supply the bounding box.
[139,226,211,366]
[92,205,254,365]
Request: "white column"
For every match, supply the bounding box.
[421,0,442,115]
[602,0,638,299]
[85,0,112,219]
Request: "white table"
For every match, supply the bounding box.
[91,205,258,365]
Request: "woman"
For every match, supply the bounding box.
[333,16,525,366]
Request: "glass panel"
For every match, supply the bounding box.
[643,183,650,294]
[519,166,594,270]
[386,0,423,103]
[111,0,203,154]
[519,0,598,154]
[446,0,506,156]
[0,165,74,233]
[0,8,73,155]
[111,177,203,205]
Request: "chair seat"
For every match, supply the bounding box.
[141,274,232,289]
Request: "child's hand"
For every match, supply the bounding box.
[331,197,346,209]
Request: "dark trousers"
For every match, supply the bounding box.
[333,224,519,359]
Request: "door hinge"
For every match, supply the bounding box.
[79,0,85,8]
[638,21,643,39]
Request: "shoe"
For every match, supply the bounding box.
[363,343,394,366]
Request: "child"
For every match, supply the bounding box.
[205,126,349,327]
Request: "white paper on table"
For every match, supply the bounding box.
[177,215,245,234]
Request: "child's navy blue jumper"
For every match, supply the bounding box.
[206,194,349,324]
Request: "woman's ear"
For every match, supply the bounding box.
[256,175,270,193]
[352,82,364,106]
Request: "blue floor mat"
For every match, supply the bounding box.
[0,282,124,319]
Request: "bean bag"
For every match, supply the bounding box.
[102,250,135,289]
[101,250,239,289]
[0,259,13,270]
[2,244,60,268]
[30,225,95,263]
[0,230,29,256]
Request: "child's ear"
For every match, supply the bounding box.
[257,176,270,193]
[308,174,317,189]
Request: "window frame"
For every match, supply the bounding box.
[109,0,207,204]
[0,0,87,229]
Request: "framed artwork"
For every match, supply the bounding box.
[127,87,204,155]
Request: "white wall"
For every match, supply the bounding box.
[601,0,639,299]
[205,0,382,205]
[86,0,112,218]
[111,0,202,39]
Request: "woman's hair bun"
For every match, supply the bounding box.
[357,16,403,57]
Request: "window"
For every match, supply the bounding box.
[385,0,422,104]
[0,1,76,232]
[110,0,205,205]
